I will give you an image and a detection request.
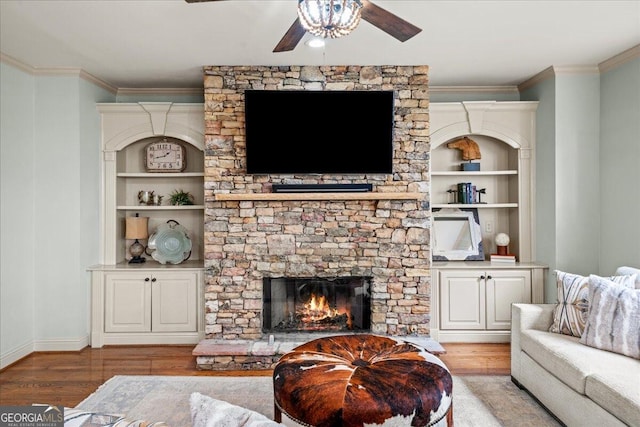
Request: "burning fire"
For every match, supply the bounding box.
[301,294,339,322]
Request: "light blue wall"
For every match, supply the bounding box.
[0,63,115,366]
[0,60,206,367]
[599,58,640,272]
[520,61,639,301]
[33,76,85,341]
[521,79,557,300]
[0,62,36,361]
[79,79,110,335]
[554,73,601,275]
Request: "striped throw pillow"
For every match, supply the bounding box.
[549,270,637,337]
[580,274,640,359]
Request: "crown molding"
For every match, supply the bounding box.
[430,85,519,94]
[1,52,117,94]
[599,44,640,74]
[116,87,204,96]
[519,46,639,91]
[0,52,34,74]
[552,65,601,75]
[517,67,554,91]
[518,65,599,91]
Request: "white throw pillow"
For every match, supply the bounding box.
[190,392,282,427]
[579,274,640,359]
[549,270,637,337]
[615,266,640,289]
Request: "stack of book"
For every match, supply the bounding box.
[457,182,476,204]
[490,254,517,263]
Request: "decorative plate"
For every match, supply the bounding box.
[147,220,192,265]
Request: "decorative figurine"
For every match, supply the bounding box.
[447,136,481,171]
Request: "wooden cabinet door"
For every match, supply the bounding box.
[485,269,531,330]
[439,270,485,330]
[151,272,198,332]
[105,272,151,332]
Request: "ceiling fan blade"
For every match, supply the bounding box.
[273,18,307,53]
[360,0,422,42]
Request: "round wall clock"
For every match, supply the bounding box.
[144,139,186,172]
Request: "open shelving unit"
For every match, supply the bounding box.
[112,138,205,262]
[89,103,206,348]
[428,101,547,343]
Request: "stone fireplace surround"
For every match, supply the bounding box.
[195,65,432,369]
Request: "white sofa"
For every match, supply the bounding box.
[510,267,640,427]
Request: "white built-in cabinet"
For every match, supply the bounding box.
[104,271,199,333]
[429,101,547,342]
[438,267,532,330]
[89,103,205,348]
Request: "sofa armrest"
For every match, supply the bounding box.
[514,303,555,332]
[511,303,555,381]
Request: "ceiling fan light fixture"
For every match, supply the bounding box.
[306,37,326,48]
[298,0,363,39]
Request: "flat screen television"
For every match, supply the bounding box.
[244,90,394,174]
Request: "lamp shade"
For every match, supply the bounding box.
[125,216,149,240]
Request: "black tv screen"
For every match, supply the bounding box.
[244,90,394,174]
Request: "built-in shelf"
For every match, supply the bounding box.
[92,103,206,348]
[429,101,542,344]
[210,192,424,202]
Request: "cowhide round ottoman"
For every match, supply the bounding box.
[273,334,453,427]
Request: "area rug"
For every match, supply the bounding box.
[77,375,560,427]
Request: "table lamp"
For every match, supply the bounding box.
[126,213,149,263]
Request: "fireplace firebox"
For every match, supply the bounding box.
[263,277,371,333]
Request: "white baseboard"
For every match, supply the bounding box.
[429,329,511,343]
[1,335,90,370]
[34,334,90,352]
[98,332,200,347]
[0,340,33,370]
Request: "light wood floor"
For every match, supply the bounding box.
[0,343,510,407]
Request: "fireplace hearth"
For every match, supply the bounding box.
[263,277,371,334]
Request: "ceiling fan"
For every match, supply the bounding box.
[185,0,422,52]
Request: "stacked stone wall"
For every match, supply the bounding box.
[203,65,431,340]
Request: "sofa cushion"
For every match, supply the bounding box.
[586,370,640,427]
[580,275,640,359]
[549,270,637,338]
[520,329,638,395]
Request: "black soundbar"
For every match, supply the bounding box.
[272,184,373,193]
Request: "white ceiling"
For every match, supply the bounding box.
[1,0,639,90]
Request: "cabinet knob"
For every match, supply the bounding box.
[480,275,485,280]
[487,275,492,280]
[144,277,150,282]
[151,277,157,283]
